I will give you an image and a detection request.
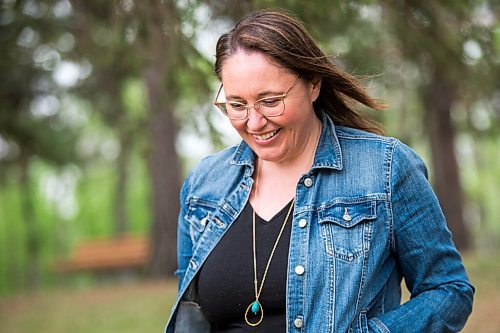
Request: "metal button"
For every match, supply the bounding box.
[295,265,305,275]
[298,219,307,228]
[342,208,352,222]
[200,214,209,226]
[304,177,313,187]
[294,317,303,328]
[189,260,197,270]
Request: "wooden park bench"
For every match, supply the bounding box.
[55,235,150,273]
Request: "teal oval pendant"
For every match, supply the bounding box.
[251,301,260,314]
[245,300,264,326]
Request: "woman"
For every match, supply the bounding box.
[166,9,474,333]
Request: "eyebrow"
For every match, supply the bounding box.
[225,89,286,101]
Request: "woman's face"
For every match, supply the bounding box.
[220,51,321,165]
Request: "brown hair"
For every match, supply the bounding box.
[215,9,385,135]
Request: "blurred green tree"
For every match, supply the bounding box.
[0,0,80,288]
[67,0,214,276]
[69,1,146,237]
[0,0,498,291]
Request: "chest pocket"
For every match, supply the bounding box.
[318,199,376,262]
[185,198,219,246]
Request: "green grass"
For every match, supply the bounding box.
[461,253,500,333]
[0,253,498,333]
[0,279,177,333]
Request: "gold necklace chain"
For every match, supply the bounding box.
[244,198,295,327]
[244,119,319,326]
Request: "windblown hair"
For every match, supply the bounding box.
[215,9,385,135]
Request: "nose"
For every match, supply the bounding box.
[246,105,267,130]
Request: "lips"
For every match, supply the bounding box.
[253,129,280,141]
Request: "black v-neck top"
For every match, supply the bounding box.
[197,200,293,332]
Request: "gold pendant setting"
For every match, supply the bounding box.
[244,300,264,326]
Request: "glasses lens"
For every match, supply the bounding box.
[258,98,285,117]
[217,95,286,120]
[217,103,228,113]
[225,102,247,119]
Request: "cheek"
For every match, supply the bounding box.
[281,107,311,128]
[229,119,247,134]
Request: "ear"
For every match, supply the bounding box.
[311,77,322,102]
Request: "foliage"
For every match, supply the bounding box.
[0,0,499,293]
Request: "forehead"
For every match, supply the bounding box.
[220,50,295,96]
[222,50,281,73]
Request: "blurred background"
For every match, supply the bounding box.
[0,0,499,332]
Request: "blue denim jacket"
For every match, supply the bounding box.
[165,113,474,333]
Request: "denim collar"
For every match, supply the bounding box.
[230,112,343,171]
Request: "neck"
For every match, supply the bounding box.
[251,117,322,218]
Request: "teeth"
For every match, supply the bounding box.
[255,129,279,140]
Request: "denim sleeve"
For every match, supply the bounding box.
[369,141,474,333]
[175,171,194,291]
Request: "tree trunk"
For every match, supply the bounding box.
[422,69,471,251]
[143,5,182,276]
[380,0,473,251]
[146,100,180,277]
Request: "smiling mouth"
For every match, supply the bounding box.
[254,129,280,141]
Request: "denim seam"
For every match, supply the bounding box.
[188,197,219,207]
[386,140,397,253]
[335,130,394,144]
[328,255,335,332]
[354,221,371,323]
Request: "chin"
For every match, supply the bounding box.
[254,151,285,163]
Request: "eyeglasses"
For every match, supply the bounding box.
[213,77,301,120]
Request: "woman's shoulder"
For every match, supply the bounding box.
[333,125,426,169]
[180,144,247,202]
[335,125,395,143]
[333,125,400,160]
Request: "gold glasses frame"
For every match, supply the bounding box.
[213,76,301,120]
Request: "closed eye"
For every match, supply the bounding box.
[259,97,283,107]
[227,101,246,111]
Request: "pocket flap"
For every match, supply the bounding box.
[185,198,218,232]
[318,199,376,228]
